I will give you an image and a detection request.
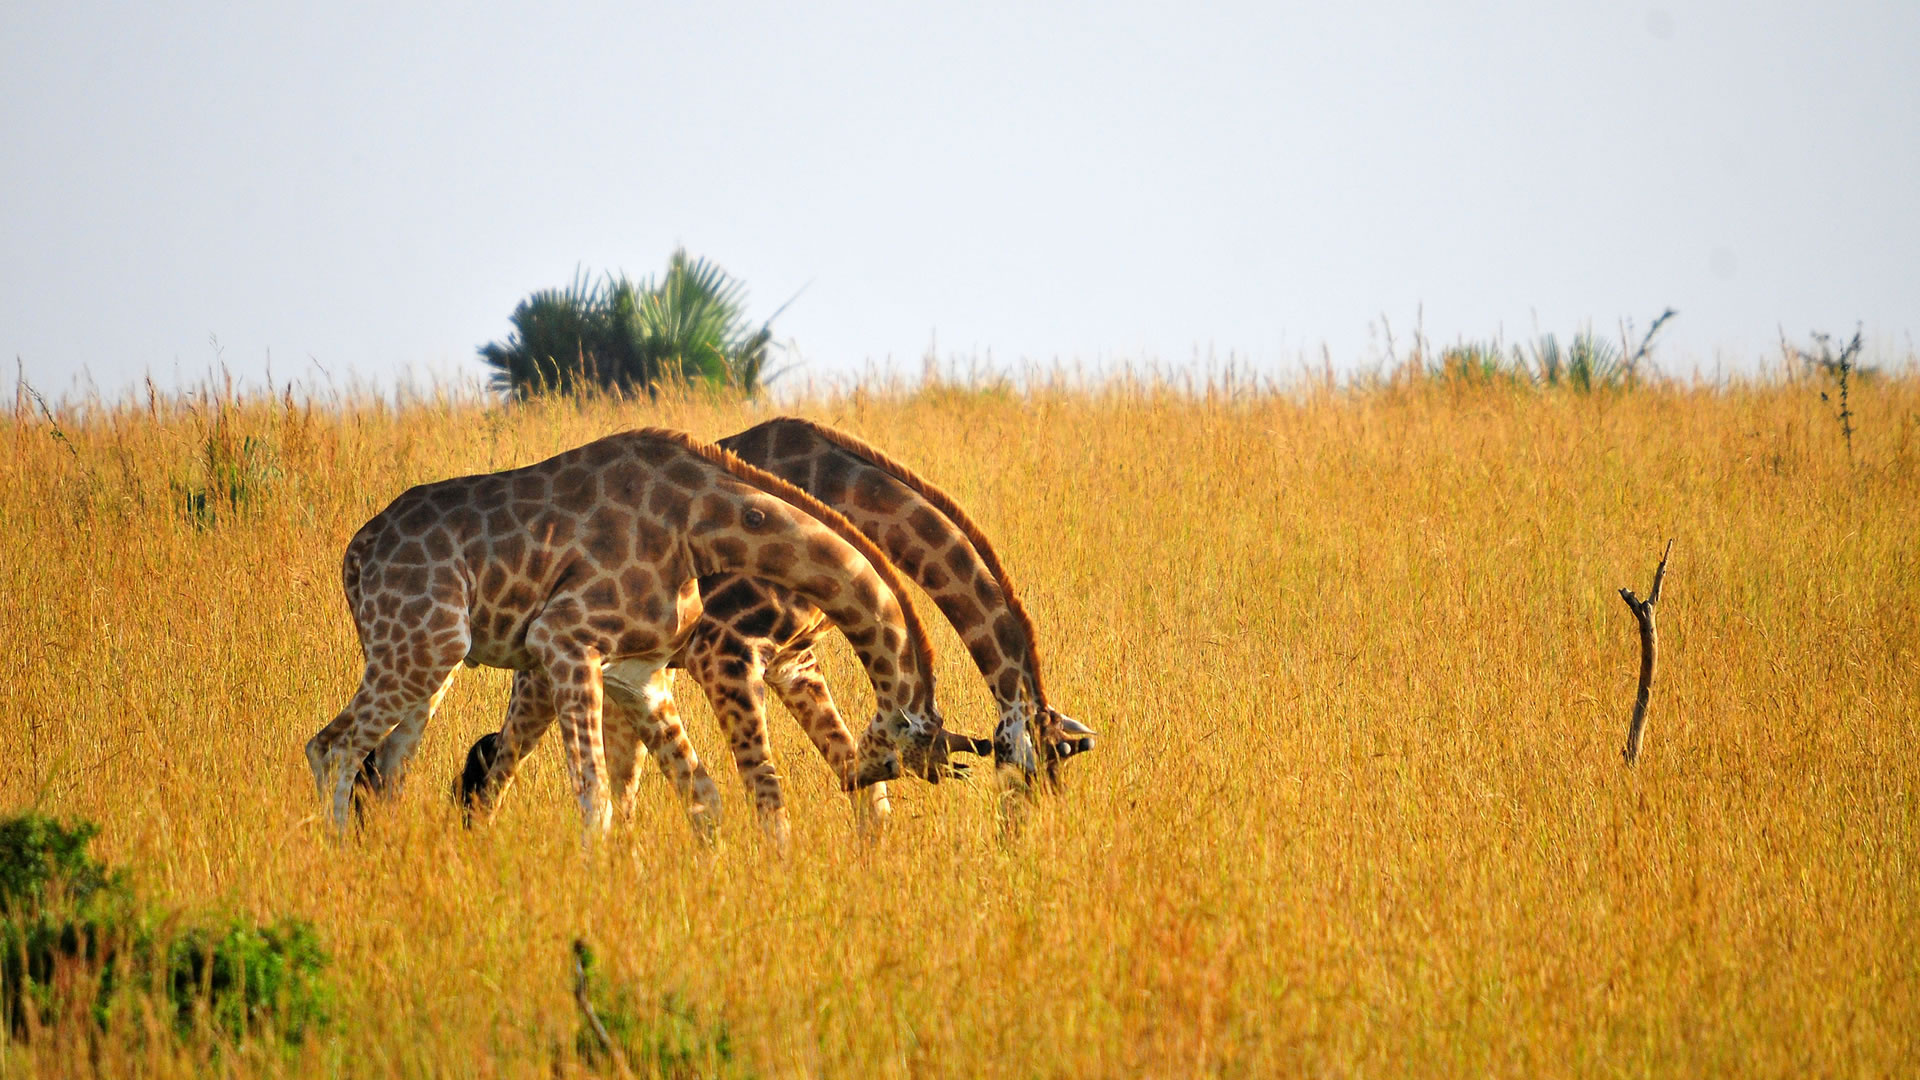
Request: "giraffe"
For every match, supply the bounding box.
[723,418,1094,785]
[461,417,1095,839]
[306,428,953,835]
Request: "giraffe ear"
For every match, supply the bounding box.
[1056,716,1096,738]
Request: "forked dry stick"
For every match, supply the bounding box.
[1619,539,1674,766]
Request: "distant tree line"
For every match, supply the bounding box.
[479,249,781,399]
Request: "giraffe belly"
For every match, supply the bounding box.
[602,657,669,707]
[462,633,534,671]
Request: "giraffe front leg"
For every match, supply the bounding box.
[624,669,723,845]
[766,647,890,836]
[687,633,789,854]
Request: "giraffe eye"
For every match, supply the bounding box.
[743,507,767,529]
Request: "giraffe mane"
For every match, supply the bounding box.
[627,428,939,697]
[768,417,1052,711]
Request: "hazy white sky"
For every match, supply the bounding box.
[4,1,1916,398]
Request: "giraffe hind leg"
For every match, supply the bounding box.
[367,665,460,797]
[319,645,466,830]
[687,633,790,852]
[308,677,375,800]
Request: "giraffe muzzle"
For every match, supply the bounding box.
[848,753,901,790]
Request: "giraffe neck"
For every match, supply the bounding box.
[687,515,933,719]
[721,419,1045,721]
[666,441,941,734]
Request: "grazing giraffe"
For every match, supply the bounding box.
[306,428,951,835]
[724,418,1093,784]
[464,417,1094,838]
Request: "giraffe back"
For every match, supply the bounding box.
[344,428,938,706]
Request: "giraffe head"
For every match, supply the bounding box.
[850,703,952,788]
[1042,708,1097,762]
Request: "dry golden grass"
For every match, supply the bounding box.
[1,370,1916,1076]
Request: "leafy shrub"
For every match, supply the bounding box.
[1420,312,1673,393]
[1434,342,1529,386]
[480,249,781,400]
[0,812,330,1045]
[173,410,280,529]
[1527,331,1624,391]
[573,941,746,1078]
[0,815,121,914]
[165,918,332,1041]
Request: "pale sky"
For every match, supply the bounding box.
[4,1,1916,398]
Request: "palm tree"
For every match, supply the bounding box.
[479,250,780,399]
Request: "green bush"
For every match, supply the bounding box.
[573,941,746,1078]
[0,812,331,1045]
[165,917,332,1042]
[480,249,782,400]
[1419,311,1674,393]
[1434,342,1529,386]
[1525,331,1624,390]
[0,815,121,914]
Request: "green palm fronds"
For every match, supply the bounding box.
[1528,331,1625,391]
[479,251,780,400]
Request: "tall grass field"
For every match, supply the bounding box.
[1,367,1915,1076]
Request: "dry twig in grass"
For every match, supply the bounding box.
[572,939,623,1072]
[1619,539,1674,766]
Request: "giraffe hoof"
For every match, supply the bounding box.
[690,812,720,848]
[760,813,792,857]
[996,761,1040,797]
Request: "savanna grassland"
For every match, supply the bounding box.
[1,368,1916,1077]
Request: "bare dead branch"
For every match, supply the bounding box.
[1619,538,1674,766]
[1624,308,1678,377]
[572,938,622,1070]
